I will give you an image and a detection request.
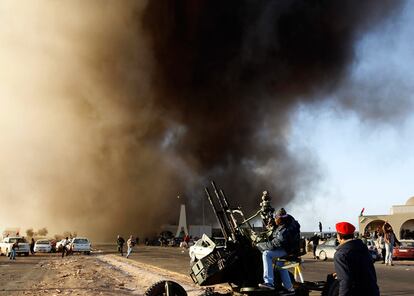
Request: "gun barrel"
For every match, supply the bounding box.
[205,187,230,241]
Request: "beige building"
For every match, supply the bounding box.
[359,196,414,240]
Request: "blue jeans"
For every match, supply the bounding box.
[126,246,132,258]
[385,243,393,264]
[262,248,293,289]
[9,249,16,260]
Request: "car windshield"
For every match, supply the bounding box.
[401,241,414,248]
[37,241,50,245]
[73,238,89,244]
[9,238,27,243]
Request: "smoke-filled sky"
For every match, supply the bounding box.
[0,1,412,240]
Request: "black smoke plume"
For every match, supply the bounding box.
[140,1,402,213]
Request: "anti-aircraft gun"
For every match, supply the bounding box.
[188,181,338,296]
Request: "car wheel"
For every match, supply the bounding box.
[25,252,29,256]
[86,251,91,255]
[144,280,187,296]
[319,251,327,261]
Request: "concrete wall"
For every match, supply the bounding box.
[359,214,414,240]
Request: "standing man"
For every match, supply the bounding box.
[309,233,320,259]
[334,222,379,296]
[117,235,125,256]
[319,221,322,234]
[30,238,35,255]
[383,222,400,266]
[126,235,135,258]
[9,240,18,260]
[61,237,69,258]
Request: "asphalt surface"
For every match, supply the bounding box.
[0,245,413,295]
[95,244,414,296]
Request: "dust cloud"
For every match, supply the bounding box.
[0,1,404,241]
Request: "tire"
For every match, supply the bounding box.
[86,251,91,255]
[144,280,187,296]
[25,252,29,256]
[319,251,327,261]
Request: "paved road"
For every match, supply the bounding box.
[0,245,413,295]
[96,244,414,296]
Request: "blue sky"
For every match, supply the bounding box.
[286,2,414,232]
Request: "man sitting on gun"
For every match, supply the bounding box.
[257,208,300,295]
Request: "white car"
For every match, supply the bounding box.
[34,239,52,253]
[68,237,91,255]
[56,239,69,252]
[0,237,30,256]
[315,238,339,260]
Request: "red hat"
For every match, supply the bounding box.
[335,222,355,235]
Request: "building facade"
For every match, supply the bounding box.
[359,196,414,240]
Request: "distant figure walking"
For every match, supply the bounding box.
[126,235,135,258]
[375,231,386,264]
[318,221,322,233]
[30,238,35,255]
[10,240,18,260]
[61,237,69,258]
[383,222,400,266]
[117,235,125,256]
[309,233,320,259]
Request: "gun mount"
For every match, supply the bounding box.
[189,181,335,296]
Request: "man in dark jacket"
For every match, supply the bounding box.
[257,208,300,295]
[309,233,320,259]
[117,235,125,256]
[334,222,379,296]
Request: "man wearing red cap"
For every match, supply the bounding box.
[334,222,379,296]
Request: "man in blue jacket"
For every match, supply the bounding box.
[257,208,300,295]
[334,222,379,296]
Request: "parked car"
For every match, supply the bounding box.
[0,236,30,256]
[68,237,91,255]
[316,238,339,261]
[55,238,72,252]
[50,239,57,252]
[393,240,414,260]
[34,239,52,253]
[316,237,380,262]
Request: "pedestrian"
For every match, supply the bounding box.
[334,222,379,296]
[135,236,139,246]
[30,238,35,255]
[61,237,69,258]
[10,239,18,260]
[309,233,319,259]
[256,208,300,295]
[375,231,386,264]
[117,235,125,256]
[319,221,322,233]
[382,222,400,266]
[126,235,135,258]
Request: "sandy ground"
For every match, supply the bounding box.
[1,247,412,296]
[0,253,225,296]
